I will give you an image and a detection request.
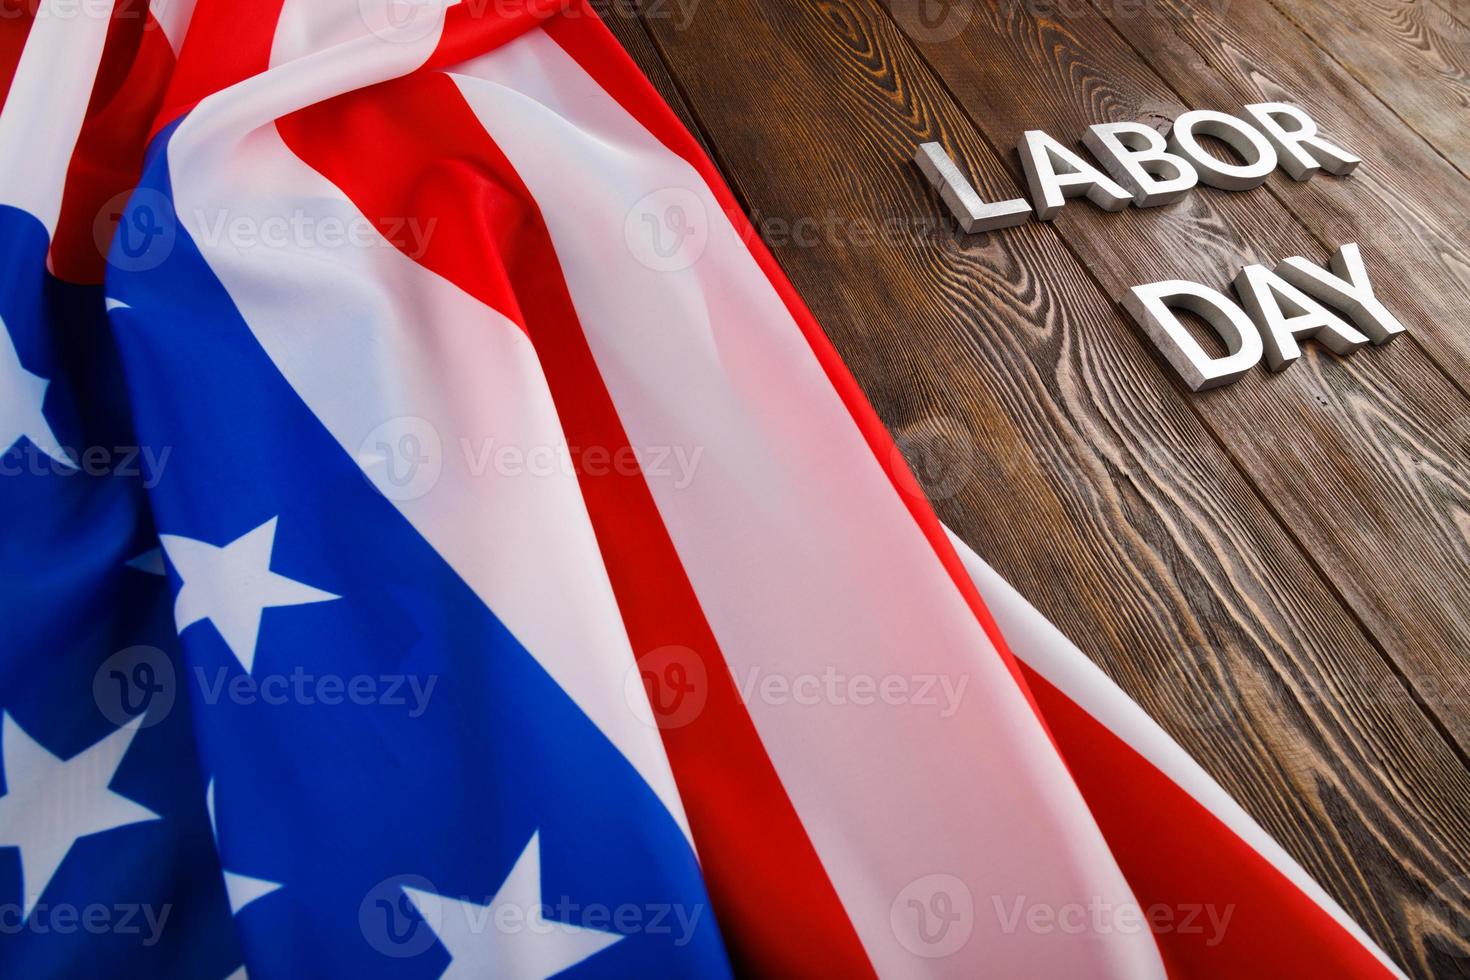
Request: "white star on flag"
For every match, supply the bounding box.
[403,832,624,979]
[160,517,339,674]
[0,313,70,467]
[206,779,281,915]
[0,713,160,919]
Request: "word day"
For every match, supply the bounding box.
[1122,242,1403,391]
[916,103,1407,391]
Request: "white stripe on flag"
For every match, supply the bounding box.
[447,30,1167,978]
[0,0,119,237]
[152,0,198,55]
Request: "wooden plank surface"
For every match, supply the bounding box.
[596,1,1470,975]
[1270,0,1470,175]
[875,0,1470,760]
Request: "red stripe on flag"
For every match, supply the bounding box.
[51,2,177,283]
[149,0,283,139]
[276,69,875,978]
[1021,661,1396,977]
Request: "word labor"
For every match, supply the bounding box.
[916,102,1358,232]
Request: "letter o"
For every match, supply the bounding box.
[1167,110,1278,191]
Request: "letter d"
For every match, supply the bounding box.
[1122,280,1263,391]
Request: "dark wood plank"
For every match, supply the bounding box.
[873,0,1470,761]
[1270,0,1470,175]
[1094,0,1470,396]
[624,0,1470,973]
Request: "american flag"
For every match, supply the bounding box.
[0,0,1405,976]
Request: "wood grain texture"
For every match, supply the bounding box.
[872,0,1470,761]
[602,1,1470,974]
[1270,0,1470,175]
[1424,0,1470,27]
[1429,0,1470,27]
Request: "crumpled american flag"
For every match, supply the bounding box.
[0,0,1406,976]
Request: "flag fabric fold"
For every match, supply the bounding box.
[0,0,1406,977]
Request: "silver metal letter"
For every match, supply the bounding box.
[1017,130,1131,220]
[1167,109,1278,191]
[1122,280,1264,391]
[1083,122,1199,207]
[1241,102,1360,181]
[914,142,1032,233]
[1233,263,1369,370]
[1275,243,1406,344]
